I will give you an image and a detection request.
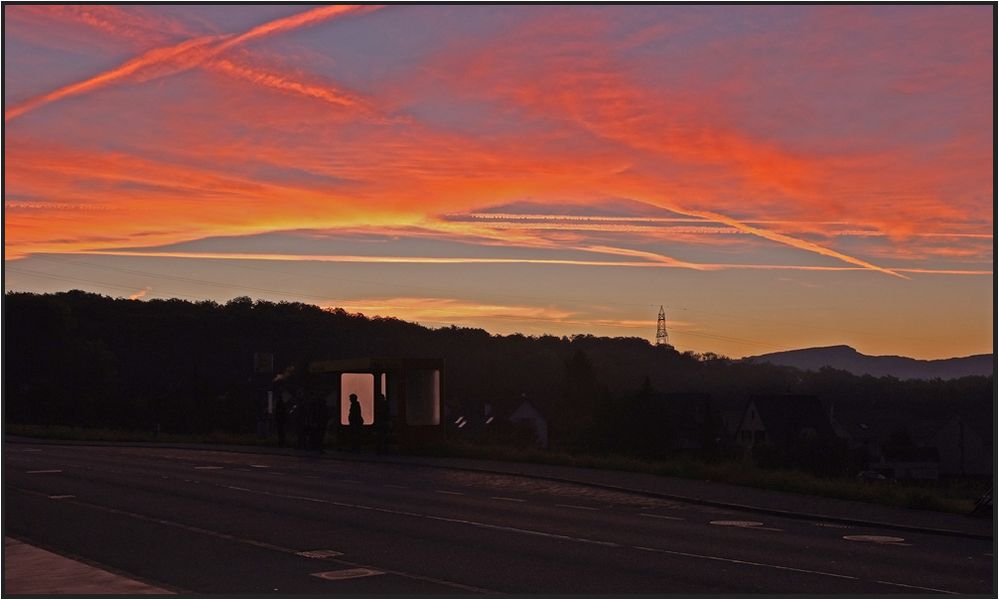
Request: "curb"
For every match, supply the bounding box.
[5,436,991,541]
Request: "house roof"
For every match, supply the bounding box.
[741,394,836,445]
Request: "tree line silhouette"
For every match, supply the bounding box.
[5,291,991,472]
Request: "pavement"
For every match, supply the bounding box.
[4,439,994,596]
[6,435,991,539]
[4,537,172,595]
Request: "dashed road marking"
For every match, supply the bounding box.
[249,465,270,468]
[639,513,684,521]
[194,466,223,470]
[48,495,75,500]
[225,486,252,492]
[9,486,499,596]
[23,449,42,453]
[843,535,908,546]
[709,520,782,532]
[26,470,62,474]
[491,496,525,503]
[710,520,763,528]
[555,504,599,511]
[633,545,857,580]
[813,522,850,529]
[435,490,465,496]
[312,568,383,581]
[875,580,960,595]
[297,549,344,559]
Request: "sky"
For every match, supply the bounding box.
[3,4,994,360]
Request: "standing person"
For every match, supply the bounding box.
[274,394,287,447]
[312,394,329,452]
[348,393,364,452]
[375,393,390,454]
[293,394,310,450]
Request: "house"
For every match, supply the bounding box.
[735,394,836,449]
[871,444,940,481]
[455,395,550,448]
[931,414,990,478]
[507,398,549,449]
[664,393,723,452]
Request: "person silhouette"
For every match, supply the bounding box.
[274,395,287,447]
[375,393,389,454]
[348,393,364,452]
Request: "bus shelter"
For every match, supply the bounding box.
[308,357,445,447]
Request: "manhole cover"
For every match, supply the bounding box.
[710,520,764,528]
[843,535,906,544]
[297,549,344,559]
[312,569,383,581]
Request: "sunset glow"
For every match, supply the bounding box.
[4,5,993,359]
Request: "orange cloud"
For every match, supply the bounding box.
[128,286,152,300]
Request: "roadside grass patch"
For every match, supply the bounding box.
[6,424,976,514]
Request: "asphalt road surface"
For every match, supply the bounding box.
[4,443,994,596]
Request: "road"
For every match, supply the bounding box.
[4,442,993,596]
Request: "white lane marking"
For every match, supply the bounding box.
[435,490,465,496]
[555,504,599,511]
[23,449,42,453]
[194,466,223,470]
[710,520,763,528]
[843,535,907,545]
[639,513,684,521]
[491,496,525,503]
[48,495,75,500]
[249,465,270,468]
[230,486,622,548]
[633,545,857,580]
[875,580,961,595]
[813,522,850,529]
[143,480,883,586]
[26,470,62,474]
[297,550,344,559]
[9,486,498,596]
[312,569,383,581]
[226,486,252,492]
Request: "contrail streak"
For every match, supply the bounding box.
[5,5,379,121]
[62,249,988,276]
[684,208,908,278]
[206,58,365,109]
[5,35,221,120]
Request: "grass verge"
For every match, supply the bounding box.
[6,424,980,514]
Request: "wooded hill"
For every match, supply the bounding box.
[5,291,992,459]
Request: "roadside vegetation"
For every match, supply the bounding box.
[6,423,980,515]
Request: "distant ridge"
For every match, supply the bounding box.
[744,345,994,380]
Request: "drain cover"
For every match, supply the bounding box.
[311,569,384,581]
[843,535,906,544]
[710,520,764,528]
[297,550,344,559]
